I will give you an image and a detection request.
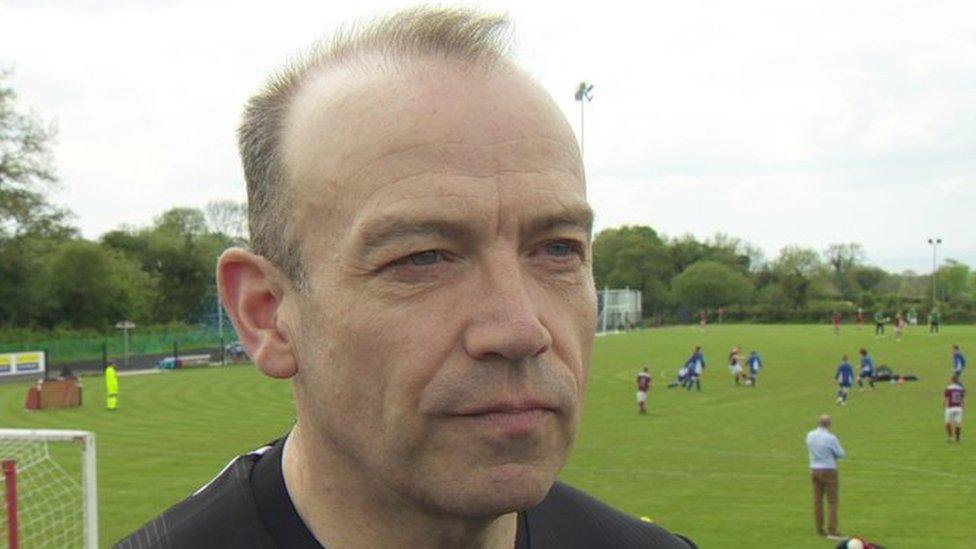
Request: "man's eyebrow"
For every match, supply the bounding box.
[357,216,479,255]
[355,203,594,255]
[524,204,595,237]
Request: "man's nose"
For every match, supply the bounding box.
[462,261,552,362]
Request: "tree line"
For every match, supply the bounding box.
[1,202,246,331]
[594,226,975,324]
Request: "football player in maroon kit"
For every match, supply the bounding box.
[636,367,652,414]
[943,375,965,443]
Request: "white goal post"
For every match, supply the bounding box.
[597,288,642,333]
[0,429,97,549]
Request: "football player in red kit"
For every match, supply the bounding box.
[637,367,652,414]
[944,375,965,443]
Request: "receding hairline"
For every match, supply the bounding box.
[280,50,534,163]
[273,6,519,178]
[278,7,515,107]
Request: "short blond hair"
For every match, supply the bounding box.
[238,7,513,285]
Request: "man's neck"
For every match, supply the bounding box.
[282,424,518,549]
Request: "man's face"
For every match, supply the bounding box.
[280,58,596,517]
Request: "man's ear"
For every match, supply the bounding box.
[217,248,299,379]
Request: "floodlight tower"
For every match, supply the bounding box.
[574,82,594,158]
[217,292,225,366]
[927,238,942,305]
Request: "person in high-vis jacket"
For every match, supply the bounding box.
[105,361,119,410]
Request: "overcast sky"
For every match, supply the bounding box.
[2,0,974,273]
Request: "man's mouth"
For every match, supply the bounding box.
[453,400,558,436]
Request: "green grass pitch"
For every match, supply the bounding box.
[1,324,972,547]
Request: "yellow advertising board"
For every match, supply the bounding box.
[0,351,46,376]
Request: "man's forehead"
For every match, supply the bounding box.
[281,56,581,192]
[279,55,585,245]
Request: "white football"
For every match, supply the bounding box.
[847,539,864,549]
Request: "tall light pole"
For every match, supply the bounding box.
[574,82,594,158]
[217,291,225,366]
[927,238,941,305]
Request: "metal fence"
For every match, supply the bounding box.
[0,328,235,365]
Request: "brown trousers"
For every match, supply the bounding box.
[810,469,839,535]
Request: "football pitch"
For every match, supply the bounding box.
[1,324,972,547]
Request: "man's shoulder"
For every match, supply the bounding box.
[806,427,832,439]
[524,481,696,548]
[115,450,273,549]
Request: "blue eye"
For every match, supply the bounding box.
[408,250,442,266]
[545,242,576,257]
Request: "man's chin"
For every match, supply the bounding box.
[420,463,557,518]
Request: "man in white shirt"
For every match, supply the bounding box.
[805,415,845,539]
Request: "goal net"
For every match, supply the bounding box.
[596,288,642,333]
[0,429,97,549]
